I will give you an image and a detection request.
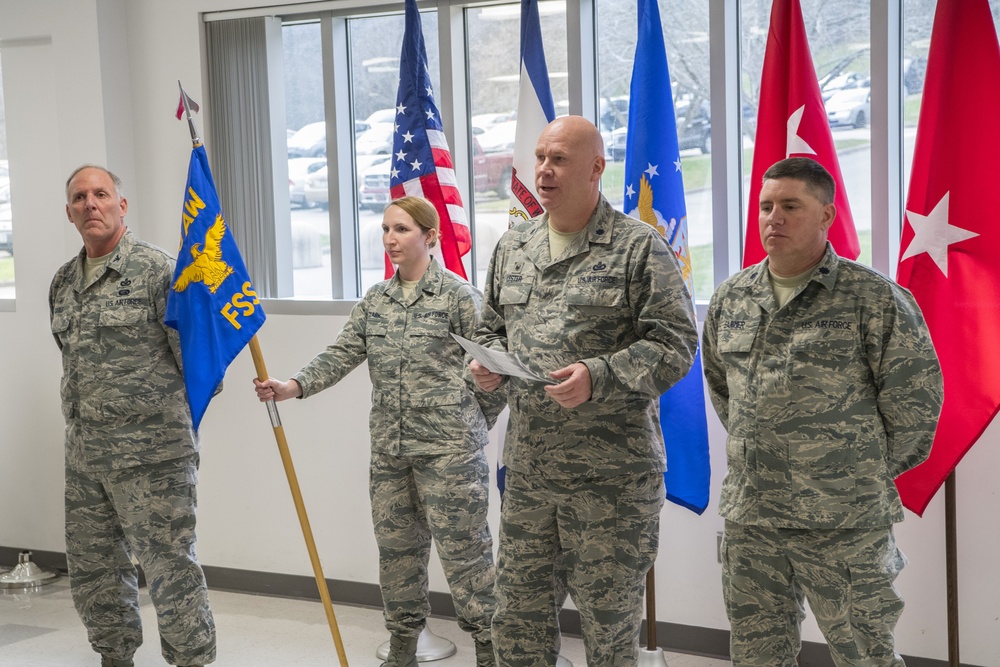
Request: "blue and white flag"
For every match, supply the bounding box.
[165,145,266,431]
[622,0,710,513]
[497,0,559,495]
[507,0,557,228]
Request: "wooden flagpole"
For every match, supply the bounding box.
[249,337,349,666]
[946,471,959,667]
[177,83,348,665]
[644,567,657,651]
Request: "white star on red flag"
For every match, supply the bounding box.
[901,192,979,277]
[785,105,817,157]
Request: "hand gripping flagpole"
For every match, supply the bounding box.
[178,82,349,666]
[248,337,349,667]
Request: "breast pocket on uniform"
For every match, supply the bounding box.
[407,314,451,338]
[97,306,149,350]
[716,325,758,357]
[99,306,147,327]
[499,278,533,307]
[366,319,390,339]
[565,285,625,310]
[51,313,72,348]
[790,325,862,385]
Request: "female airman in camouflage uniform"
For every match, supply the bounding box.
[254,196,502,667]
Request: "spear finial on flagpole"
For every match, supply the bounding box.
[177,80,201,147]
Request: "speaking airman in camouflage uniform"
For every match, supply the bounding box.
[471,117,698,666]
[51,165,215,667]
[702,158,943,666]
[255,197,503,667]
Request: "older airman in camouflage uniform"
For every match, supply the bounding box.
[50,165,215,667]
[702,158,943,666]
[255,197,503,667]
[471,116,698,666]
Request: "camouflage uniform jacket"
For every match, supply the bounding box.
[476,195,698,479]
[702,244,943,529]
[294,258,505,456]
[49,230,197,473]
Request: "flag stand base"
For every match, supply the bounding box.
[0,551,60,591]
[376,626,456,662]
[638,647,669,666]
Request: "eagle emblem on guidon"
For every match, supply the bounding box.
[172,213,234,294]
[629,176,693,285]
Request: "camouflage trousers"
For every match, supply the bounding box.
[722,521,906,667]
[370,449,496,644]
[493,469,663,667]
[65,455,216,666]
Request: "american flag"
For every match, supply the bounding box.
[386,0,471,279]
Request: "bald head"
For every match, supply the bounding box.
[534,115,606,231]
[539,115,606,161]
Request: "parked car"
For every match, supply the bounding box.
[358,139,513,211]
[826,87,870,129]
[288,157,326,208]
[0,182,12,253]
[477,120,517,154]
[364,108,397,126]
[303,164,330,209]
[608,98,712,160]
[303,125,397,208]
[471,111,514,134]
[820,72,870,102]
[287,121,327,158]
[903,57,927,96]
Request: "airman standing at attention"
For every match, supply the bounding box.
[702,157,943,666]
[51,165,215,667]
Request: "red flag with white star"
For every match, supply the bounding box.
[894,0,1000,516]
[743,0,859,267]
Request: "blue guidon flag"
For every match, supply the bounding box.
[622,0,711,514]
[165,145,266,431]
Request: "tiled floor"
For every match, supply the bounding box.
[0,577,731,666]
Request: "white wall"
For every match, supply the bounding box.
[0,0,997,663]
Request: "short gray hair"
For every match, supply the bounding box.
[65,164,124,200]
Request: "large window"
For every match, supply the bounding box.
[0,53,13,299]
[279,12,442,298]
[283,21,331,298]
[205,0,961,305]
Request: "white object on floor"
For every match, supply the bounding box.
[375,625,457,662]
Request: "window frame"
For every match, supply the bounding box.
[202,0,910,317]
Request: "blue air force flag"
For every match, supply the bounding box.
[622,0,710,513]
[165,145,266,431]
